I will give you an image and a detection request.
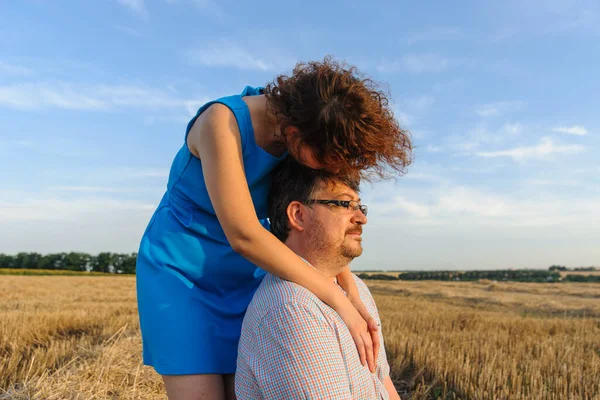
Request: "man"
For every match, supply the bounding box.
[236,159,400,399]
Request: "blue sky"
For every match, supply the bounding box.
[1,0,598,270]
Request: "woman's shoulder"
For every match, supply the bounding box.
[240,85,264,96]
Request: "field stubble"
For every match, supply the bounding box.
[1,275,599,399]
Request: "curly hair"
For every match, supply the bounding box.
[264,56,413,180]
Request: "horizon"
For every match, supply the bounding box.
[1,1,599,271]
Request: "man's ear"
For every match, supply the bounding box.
[286,201,307,233]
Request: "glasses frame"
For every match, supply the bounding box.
[306,199,368,216]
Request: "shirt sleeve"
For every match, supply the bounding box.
[252,302,353,400]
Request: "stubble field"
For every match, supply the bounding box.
[1,275,599,399]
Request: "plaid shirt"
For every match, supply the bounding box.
[236,272,391,399]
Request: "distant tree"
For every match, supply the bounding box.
[368,274,398,281]
[356,273,397,280]
[39,253,67,270]
[564,274,600,283]
[573,266,597,271]
[0,252,139,273]
[92,252,114,273]
[15,252,33,269]
[549,265,568,271]
[0,254,15,269]
[64,252,90,271]
[120,253,137,274]
[27,252,43,269]
[112,253,137,274]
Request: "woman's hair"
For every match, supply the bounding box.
[264,55,413,180]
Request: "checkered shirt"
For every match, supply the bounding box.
[236,272,391,399]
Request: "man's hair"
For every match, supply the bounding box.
[268,158,360,242]
[264,55,413,180]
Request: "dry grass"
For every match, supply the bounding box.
[0,275,163,399]
[371,280,600,400]
[0,269,122,276]
[1,275,599,399]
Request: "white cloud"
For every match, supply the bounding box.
[186,39,295,71]
[425,145,442,153]
[377,54,453,74]
[476,137,584,161]
[0,197,154,222]
[552,125,588,136]
[450,122,523,153]
[0,139,34,149]
[143,114,191,125]
[503,0,600,35]
[475,100,525,117]
[0,197,157,254]
[71,167,171,185]
[117,0,149,19]
[0,61,33,76]
[393,196,431,218]
[390,102,413,127]
[527,179,581,187]
[116,26,145,37]
[369,184,600,228]
[0,83,106,110]
[125,169,169,179]
[167,0,224,20]
[437,186,508,218]
[409,95,435,111]
[49,186,124,193]
[403,172,447,183]
[0,82,207,113]
[394,110,413,127]
[390,96,434,129]
[403,27,461,45]
[502,122,523,135]
[359,188,600,270]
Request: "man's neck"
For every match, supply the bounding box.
[290,250,348,283]
[285,236,352,282]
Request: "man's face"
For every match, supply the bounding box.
[304,180,367,260]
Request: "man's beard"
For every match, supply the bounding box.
[342,225,363,258]
[306,218,363,263]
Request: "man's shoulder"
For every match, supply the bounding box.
[244,273,376,328]
[351,274,380,316]
[246,274,329,323]
[351,273,370,292]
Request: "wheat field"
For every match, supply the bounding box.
[1,275,599,399]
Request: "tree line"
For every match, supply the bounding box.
[358,268,600,283]
[0,252,137,274]
[1,253,598,282]
[549,265,597,272]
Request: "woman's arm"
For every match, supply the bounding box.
[188,104,377,372]
[337,267,381,360]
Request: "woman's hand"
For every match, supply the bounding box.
[348,293,381,371]
[334,296,379,373]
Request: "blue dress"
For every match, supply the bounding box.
[136,86,287,375]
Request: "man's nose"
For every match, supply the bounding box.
[352,208,367,224]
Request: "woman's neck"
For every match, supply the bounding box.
[243,95,286,156]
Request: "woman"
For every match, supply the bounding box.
[136,56,412,399]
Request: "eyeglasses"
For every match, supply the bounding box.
[306,199,368,216]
